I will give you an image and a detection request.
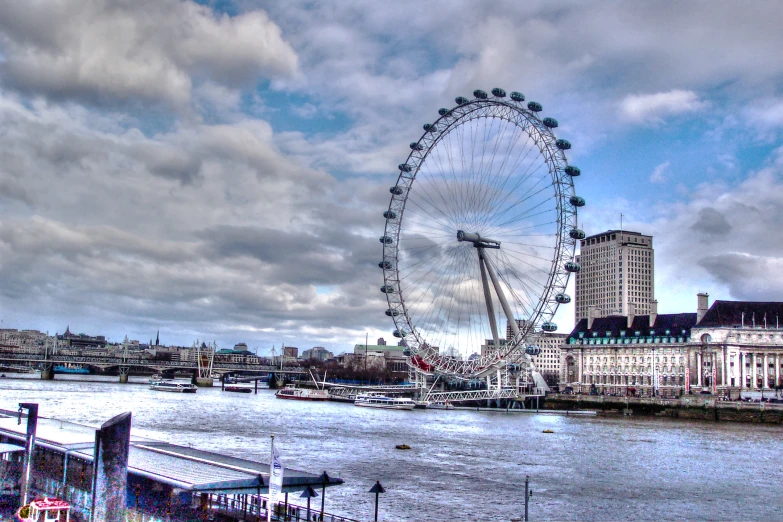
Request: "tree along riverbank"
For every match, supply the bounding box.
[544,394,783,423]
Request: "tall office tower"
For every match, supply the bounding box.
[574,230,655,322]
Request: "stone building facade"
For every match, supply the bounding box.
[561,294,783,398]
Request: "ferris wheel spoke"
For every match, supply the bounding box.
[482,142,547,222]
[487,176,552,228]
[413,249,465,344]
[492,252,540,311]
[485,131,539,208]
[404,195,457,231]
[425,140,465,224]
[473,118,518,227]
[468,115,495,220]
[420,144,468,225]
[491,203,556,231]
[501,250,556,269]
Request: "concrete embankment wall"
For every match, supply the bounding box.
[544,395,783,424]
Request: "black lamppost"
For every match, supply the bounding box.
[368,481,386,522]
[523,475,533,521]
[318,471,330,519]
[300,485,318,521]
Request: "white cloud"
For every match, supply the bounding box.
[651,166,783,312]
[650,161,670,183]
[0,0,298,110]
[619,90,708,124]
[743,98,783,129]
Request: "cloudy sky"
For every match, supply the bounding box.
[1,0,782,354]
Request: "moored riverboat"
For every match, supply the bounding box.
[224,384,253,393]
[15,497,70,522]
[53,365,90,375]
[354,395,416,410]
[150,380,198,393]
[428,401,455,410]
[275,384,329,401]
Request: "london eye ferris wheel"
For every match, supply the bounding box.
[379,88,585,383]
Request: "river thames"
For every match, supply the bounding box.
[1,375,782,521]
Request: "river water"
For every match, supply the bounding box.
[1,375,781,522]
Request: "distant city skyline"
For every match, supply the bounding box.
[1,1,782,353]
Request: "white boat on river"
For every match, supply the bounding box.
[275,384,330,401]
[354,394,416,410]
[149,380,198,393]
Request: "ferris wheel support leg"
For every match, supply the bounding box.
[483,252,520,343]
[477,248,500,347]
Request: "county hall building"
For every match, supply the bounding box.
[560,294,783,398]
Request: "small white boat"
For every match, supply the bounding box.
[275,384,329,401]
[354,394,416,410]
[150,380,198,393]
[15,497,70,522]
[224,384,254,393]
[428,401,455,410]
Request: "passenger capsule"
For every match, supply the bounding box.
[438,108,448,116]
[569,228,586,240]
[380,236,393,244]
[402,348,412,356]
[506,363,521,372]
[390,186,404,195]
[564,165,581,177]
[525,345,542,355]
[510,92,525,102]
[527,101,543,112]
[473,89,488,99]
[564,261,581,273]
[410,142,424,151]
[569,195,586,207]
[541,322,557,332]
[555,293,571,304]
[383,210,397,219]
[556,139,571,150]
[423,123,437,132]
[379,261,393,269]
[385,308,400,317]
[381,285,395,294]
[543,117,558,128]
[455,96,469,105]
[393,329,407,338]
[399,164,413,173]
[491,88,506,98]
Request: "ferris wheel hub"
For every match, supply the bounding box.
[456,230,501,248]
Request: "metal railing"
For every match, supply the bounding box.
[206,493,359,522]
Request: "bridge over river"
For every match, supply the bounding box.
[0,351,307,386]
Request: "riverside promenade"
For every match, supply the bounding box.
[544,394,783,423]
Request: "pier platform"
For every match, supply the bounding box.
[0,409,349,521]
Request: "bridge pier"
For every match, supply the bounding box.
[41,363,54,380]
[192,369,214,387]
[119,366,130,384]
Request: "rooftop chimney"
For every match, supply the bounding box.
[587,306,602,330]
[697,292,709,324]
[649,300,658,328]
[627,302,636,329]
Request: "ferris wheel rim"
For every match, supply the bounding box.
[381,91,581,379]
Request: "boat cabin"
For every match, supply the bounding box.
[17,497,70,522]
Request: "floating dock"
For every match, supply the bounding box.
[0,409,352,521]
